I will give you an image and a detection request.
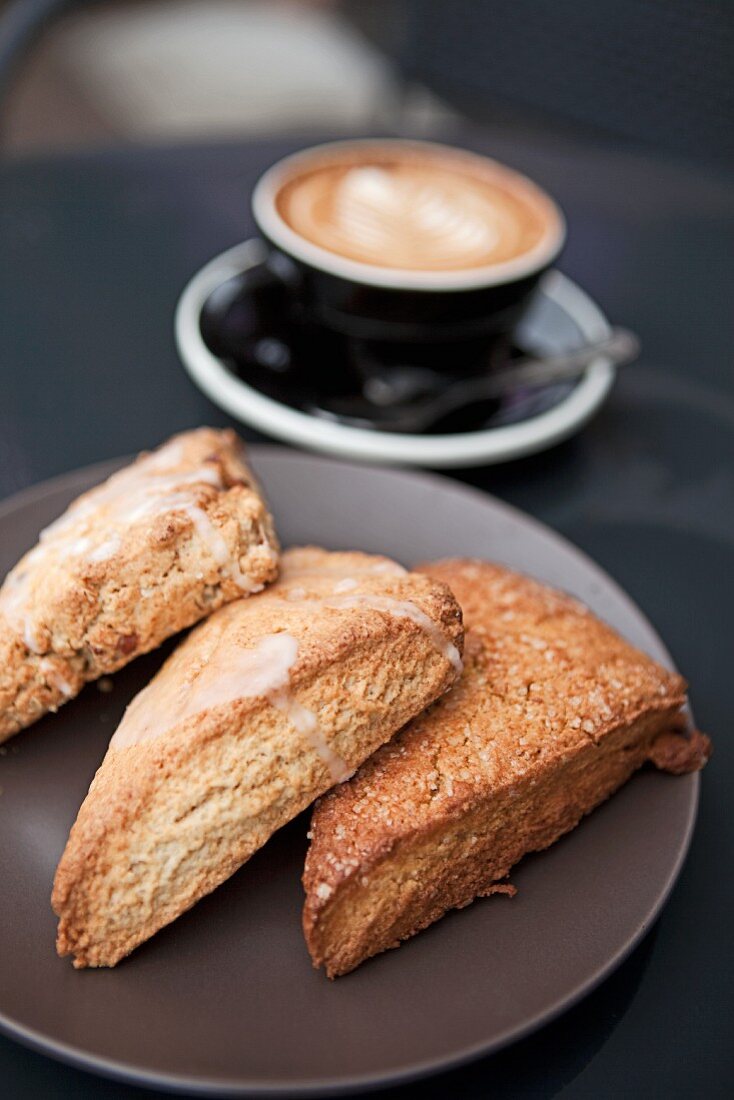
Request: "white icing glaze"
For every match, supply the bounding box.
[144,437,186,470]
[0,436,258,649]
[173,498,231,564]
[87,533,122,563]
[278,558,406,605]
[40,658,75,697]
[370,560,408,575]
[111,631,296,748]
[37,450,223,540]
[129,490,259,594]
[332,577,359,593]
[110,631,350,782]
[280,557,406,584]
[228,558,263,595]
[68,536,93,557]
[281,580,462,675]
[269,687,352,784]
[23,619,41,653]
[277,555,459,672]
[107,560,455,784]
[323,593,463,674]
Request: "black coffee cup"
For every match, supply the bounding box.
[249,139,565,347]
[202,140,566,393]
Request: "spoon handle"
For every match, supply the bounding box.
[314,327,640,434]
[481,327,640,397]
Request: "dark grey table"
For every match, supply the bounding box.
[1,131,732,1098]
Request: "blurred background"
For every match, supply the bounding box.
[1,0,732,169]
[1,7,733,1097]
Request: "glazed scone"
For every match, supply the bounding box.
[0,428,279,742]
[303,559,711,977]
[52,547,463,968]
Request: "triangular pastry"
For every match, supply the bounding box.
[303,559,711,977]
[0,428,278,741]
[52,547,463,967]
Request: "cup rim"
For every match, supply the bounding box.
[251,138,566,293]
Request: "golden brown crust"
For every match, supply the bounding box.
[0,428,279,741]
[303,559,709,977]
[52,547,463,968]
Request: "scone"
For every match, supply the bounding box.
[0,428,279,741]
[303,559,711,977]
[52,547,463,968]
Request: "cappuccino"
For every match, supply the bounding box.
[251,140,565,342]
[273,145,560,274]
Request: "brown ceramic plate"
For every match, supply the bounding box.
[0,447,699,1096]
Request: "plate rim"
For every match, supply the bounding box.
[174,241,616,468]
[0,448,699,1097]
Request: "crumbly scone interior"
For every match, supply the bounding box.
[303,559,710,977]
[0,427,279,740]
[52,547,463,968]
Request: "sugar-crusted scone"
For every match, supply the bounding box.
[0,428,279,742]
[303,559,711,977]
[52,547,463,968]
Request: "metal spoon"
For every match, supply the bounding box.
[313,327,639,434]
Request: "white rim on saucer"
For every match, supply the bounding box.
[174,240,615,468]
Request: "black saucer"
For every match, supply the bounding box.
[199,267,581,435]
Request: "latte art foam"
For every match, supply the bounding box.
[275,152,555,272]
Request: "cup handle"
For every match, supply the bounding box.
[199,244,300,360]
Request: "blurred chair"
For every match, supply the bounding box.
[1,0,731,167]
[0,0,421,153]
[0,0,79,95]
